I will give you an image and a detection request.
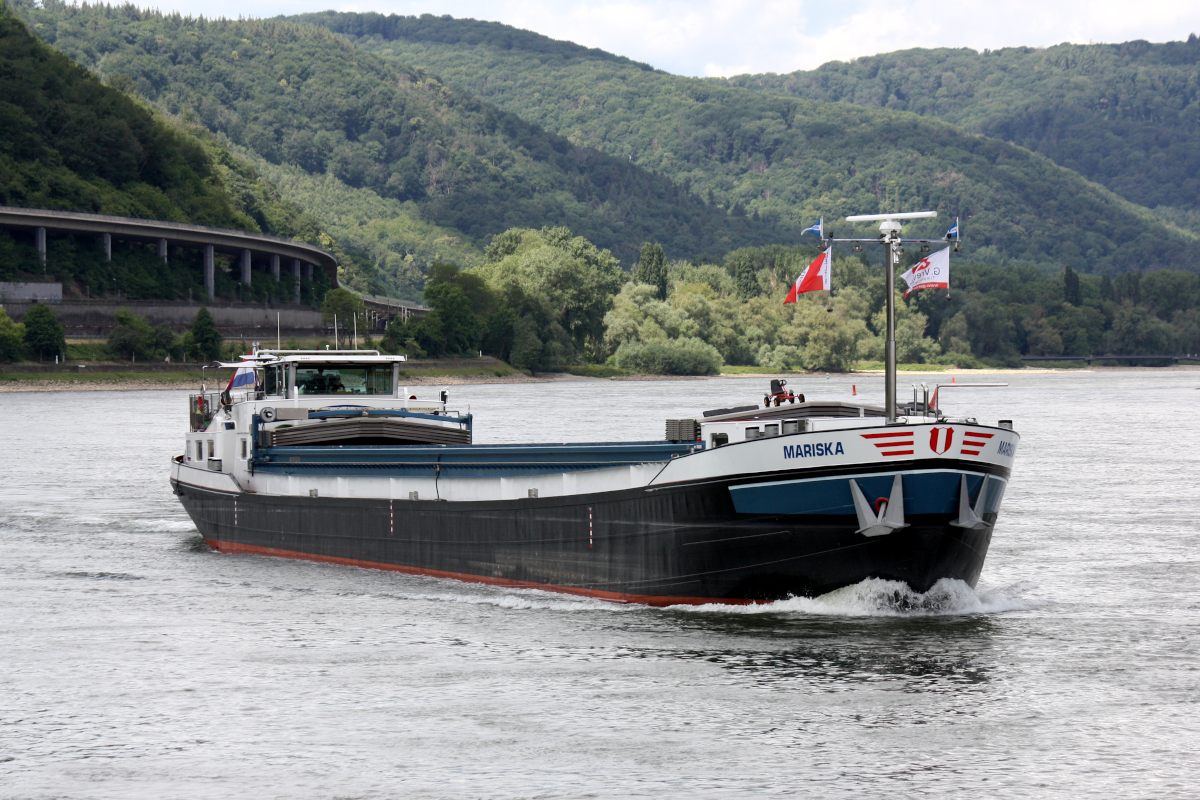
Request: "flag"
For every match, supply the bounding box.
[899,247,950,298]
[945,218,959,240]
[226,357,257,391]
[784,249,831,303]
[801,217,824,238]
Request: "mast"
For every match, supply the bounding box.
[882,219,900,421]
[839,211,938,423]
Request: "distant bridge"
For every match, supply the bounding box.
[0,205,339,302]
[1021,354,1199,365]
[360,293,431,328]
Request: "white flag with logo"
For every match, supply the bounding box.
[900,247,950,298]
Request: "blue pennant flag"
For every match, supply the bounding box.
[801,217,824,238]
[946,218,959,240]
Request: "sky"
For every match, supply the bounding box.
[142,0,1199,77]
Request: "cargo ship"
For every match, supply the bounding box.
[171,213,1018,605]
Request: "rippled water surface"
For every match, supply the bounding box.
[3,372,1199,798]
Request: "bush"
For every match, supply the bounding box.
[65,342,109,360]
[981,353,1025,369]
[0,309,26,361]
[931,352,984,369]
[565,364,632,378]
[613,337,723,375]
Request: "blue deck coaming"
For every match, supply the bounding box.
[730,469,1007,517]
[252,440,700,478]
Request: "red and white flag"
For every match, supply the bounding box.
[784,249,831,303]
[900,247,950,298]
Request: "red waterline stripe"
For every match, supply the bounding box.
[204,539,764,608]
[881,450,914,456]
[964,432,995,438]
[861,432,914,439]
[960,449,981,455]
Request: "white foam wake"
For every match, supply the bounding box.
[670,577,1038,617]
[378,585,634,613]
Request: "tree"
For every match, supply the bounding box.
[424,283,480,355]
[420,262,498,356]
[1063,265,1082,306]
[633,242,667,301]
[107,309,156,362]
[22,303,65,361]
[0,309,26,362]
[474,227,623,363]
[320,288,368,347]
[321,288,367,324]
[190,306,224,362]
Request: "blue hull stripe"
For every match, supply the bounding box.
[729,469,1007,516]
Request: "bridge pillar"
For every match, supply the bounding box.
[240,249,252,285]
[35,227,46,270]
[157,238,168,263]
[271,254,280,282]
[204,245,215,301]
[102,233,111,261]
[291,258,301,303]
[306,263,313,282]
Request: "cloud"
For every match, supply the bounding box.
[144,0,1200,77]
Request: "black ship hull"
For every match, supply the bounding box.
[172,459,1007,605]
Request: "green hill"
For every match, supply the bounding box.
[10,0,794,273]
[291,11,1200,274]
[722,40,1200,220]
[0,0,331,301]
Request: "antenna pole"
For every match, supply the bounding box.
[885,230,899,422]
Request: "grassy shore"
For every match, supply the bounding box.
[0,363,561,392]
[3,361,1192,392]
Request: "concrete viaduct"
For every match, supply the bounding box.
[0,205,340,302]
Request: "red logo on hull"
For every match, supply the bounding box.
[929,426,954,455]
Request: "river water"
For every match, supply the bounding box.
[2,371,1199,798]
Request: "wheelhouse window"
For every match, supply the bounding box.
[263,365,283,396]
[295,364,392,395]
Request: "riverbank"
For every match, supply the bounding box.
[0,370,583,392]
[2,364,1194,392]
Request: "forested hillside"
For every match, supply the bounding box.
[291,11,1200,275]
[2,2,254,230]
[10,0,791,279]
[722,40,1200,223]
[0,0,330,301]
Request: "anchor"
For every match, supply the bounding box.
[951,474,991,530]
[850,475,908,537]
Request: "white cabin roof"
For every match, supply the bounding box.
[216,350,407,368]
